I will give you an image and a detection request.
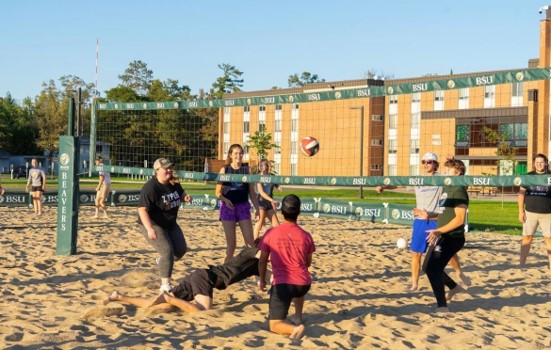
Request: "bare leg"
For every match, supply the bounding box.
[222,220,237,262]
[36,193,43,215]
[290,296,305,325]
[269,319,305,342]
[238,220,255,247]
[446,284,466,301]
[268,208,280,227]
[410,252,422,291]
[449,254,471,286]
[544,237,551,269]
[254,209,267,240]
[520,235,534,266]
[103,291,151,308]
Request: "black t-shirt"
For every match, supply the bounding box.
[137,177,185,229]
[208,246,259,290]
[522,171,551,213]
[221,164,250,204]
[437,185,469,238]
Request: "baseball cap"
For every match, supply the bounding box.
[422,152,438,162]
[153,158,174,170]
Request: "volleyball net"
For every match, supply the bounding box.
[92,68,551,188]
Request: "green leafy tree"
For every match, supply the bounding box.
[247,129,279,161]
[211,63,244,98]
[288,72,325,87]
[484,126,518,175]
[0,94,40,155]
[118,60,154,96]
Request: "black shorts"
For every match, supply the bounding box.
[258,198,274,211]
[171,269,214,301]
[31,186,43,192]
[268,283,311,320]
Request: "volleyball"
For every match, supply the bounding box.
[396,238,408,250]
[300,136,320,157]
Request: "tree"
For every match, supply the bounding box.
[246,129,279,161]
[211,63,244,98]
[288,72,325,87]
[118,60,154,96]
[484,126,518,206]
[365,69,394,80]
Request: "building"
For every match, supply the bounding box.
[220,8,551,177]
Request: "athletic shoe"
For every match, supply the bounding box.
[159,284,173,293]
[155,257,160,265]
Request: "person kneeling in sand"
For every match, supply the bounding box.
[104,244,265,313]
[258,194,316,343]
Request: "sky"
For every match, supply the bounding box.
[0,0,549,102]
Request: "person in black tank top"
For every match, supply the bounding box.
[215,144,260,262]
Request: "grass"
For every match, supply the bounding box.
[0,175,521,235]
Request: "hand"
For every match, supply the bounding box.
[95,187,100,192]
[413,208,429,219]
[147,227,158,240]
[222,198,234,209]
[0,187,4,196]
[271,201,280,210]
[184,194,192,203]
[258,279,267,292]
[426,229,441,246]
[519,211,526,223]
[375,186,384,193]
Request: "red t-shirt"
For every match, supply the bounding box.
[259,221,316,285]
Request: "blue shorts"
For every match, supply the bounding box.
[411,219,437,253]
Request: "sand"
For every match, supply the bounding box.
[1,206,550,349]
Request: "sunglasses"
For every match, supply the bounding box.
[421,160,435,165]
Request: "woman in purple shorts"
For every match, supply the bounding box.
[216,144,259,262]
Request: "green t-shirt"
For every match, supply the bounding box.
[437,186,469,237]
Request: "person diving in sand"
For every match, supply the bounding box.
[103,243,266,314]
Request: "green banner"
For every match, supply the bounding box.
[96,67,551,110]
[93,165,551,187]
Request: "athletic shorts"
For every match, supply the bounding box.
[31,186,43,193]
[411,219,437,253]
[171,269,214,301]
[523,211,551,237]
[219,201,251,222]
[268,283,311,320]
[258,198,274,211]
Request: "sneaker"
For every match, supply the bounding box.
[155,257,160,265]
[159,284,173,293]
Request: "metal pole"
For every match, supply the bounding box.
[359,106,364,199]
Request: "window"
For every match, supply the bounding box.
[459,88,469,109]
[456,124,469,147]
[371,139,383,146]
[275,104,282,111]
[410,139,419,154]
[388,164,397,176]
[371,164,382,171]
[389,95,398,104]
[411,92,421,103]
[411,113,420,129]
[409,165,419,176]
[389,114,398,129]
[512,82,523,107]
[372,115,384,121]
[388,139,397,154]
[259,106,266,112]
[484,86,495,108]
[434,90,444,111]
[244,105,250,112]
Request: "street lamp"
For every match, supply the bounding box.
[349,106,365,199]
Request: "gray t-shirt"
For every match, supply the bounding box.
[28,168,46,187]
[410,172,443,216]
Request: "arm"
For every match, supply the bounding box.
[518,187,527,223]
[258,251,270,291]
[96,174,105,191]
[256,183,278,204]
[215,167,234,209]
[375,185,399,193]
[426,205,467,245]
[138,207,157,240]
[305,252,313,268]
